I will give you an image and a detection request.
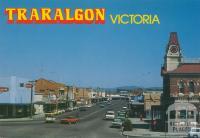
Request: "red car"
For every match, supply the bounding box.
[60,116,80,124]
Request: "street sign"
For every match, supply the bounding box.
[25,83,33,88]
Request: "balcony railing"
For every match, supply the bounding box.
[174,96,200,103]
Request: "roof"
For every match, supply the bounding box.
[169,63,200,74]
[165,32,180,53]
[168,32,179,46]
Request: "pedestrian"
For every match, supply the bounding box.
[140,114,143,121]
[76,111,79,117]
[153,120,157,130]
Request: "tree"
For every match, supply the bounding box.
[123,119,133,131]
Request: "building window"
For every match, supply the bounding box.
[189,81,195,93]
[170,110,176,119]
[20,83,24,87]
[188,111,194,119]
[178,110,186,119]
[178,81,184,93]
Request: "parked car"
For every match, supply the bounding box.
[104,111,115,120]
[60,116,80,124]
[100,104,105,108]
[118,110,128,117]
[111,118,123,128]
[117,112,126,122]
[86,104,92,108]
[188,127,200,138]
[73,106,79,110]
[79,106,87,111]
[107,101,111,105]
[45,113,56,123]
[67,107,74,111]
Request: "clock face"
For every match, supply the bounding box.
[170,46,178,53]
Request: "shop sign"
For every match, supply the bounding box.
[25,83,33,88]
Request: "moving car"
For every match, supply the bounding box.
[45,113,56,123]
[60,116,80,124]
[122,106,128,110]
[188,127,200,138]
[104,111,115,120]
[111,118,123,128]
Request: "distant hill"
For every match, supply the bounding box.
[116,86,141,91]
[104,86,142,93]
[104,86,163,93]
[144,87,163,91]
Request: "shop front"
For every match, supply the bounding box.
[167,103,197,133]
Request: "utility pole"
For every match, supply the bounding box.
[27,80,36,118]
[30,85,33,118]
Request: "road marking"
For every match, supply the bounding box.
[80,103,121,120]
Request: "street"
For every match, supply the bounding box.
[0,100,129,138]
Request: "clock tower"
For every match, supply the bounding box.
[164,32,182,71]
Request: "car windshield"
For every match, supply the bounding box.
[107,113,114,115]
[118,113,125,116]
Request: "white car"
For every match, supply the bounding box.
[73,107,79,110]
[67,107,74,111]
[104,111,115,120]
[188,127,200,138]
[122,106,127,110]
[46,117,56,123]
[86,104,92,108]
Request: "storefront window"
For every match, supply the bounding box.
[188,111,194,119]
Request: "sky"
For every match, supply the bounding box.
[0,0,200,88]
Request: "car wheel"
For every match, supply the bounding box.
[193,135,198,138]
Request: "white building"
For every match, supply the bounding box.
[0,76,43,118]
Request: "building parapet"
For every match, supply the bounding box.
[181,58,200,63]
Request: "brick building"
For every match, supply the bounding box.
[35,78,67,96]
[161,32,200,132]
[35,78,68,113]
[75,87,91,105]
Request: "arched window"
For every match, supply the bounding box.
[178,81,184,93]
[189,81,195,93]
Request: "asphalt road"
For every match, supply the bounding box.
[0,100,129,138]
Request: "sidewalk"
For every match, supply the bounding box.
[123,129,187,138]
[123,118,187,138]
[0,114,45,122]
